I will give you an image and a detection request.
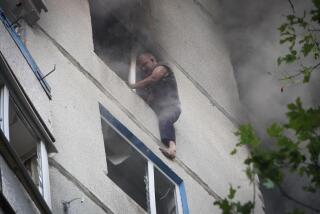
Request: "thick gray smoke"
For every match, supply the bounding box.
[216,0,320,213]
[89,0,320,212]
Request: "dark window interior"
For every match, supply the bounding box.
[101,118,148,211]
[100,116,179,212]
[155,167,177,214]
[91,13,135,81]
[89,1,166,108]
[88,1,161,77]
[89,1,146,81]
[9,99,41,187]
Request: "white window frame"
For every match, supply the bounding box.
[37,141,52,208]
[0,85,9,139]
[147,161,157,214]
[129,50,137,86]
[101,116,184,214]
[148,161,183,214]
[0,85,51,208]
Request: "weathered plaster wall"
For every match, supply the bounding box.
[0,23,52,133]
[1,0,264,213]
[0,155,40,214]
[49,165,110,214]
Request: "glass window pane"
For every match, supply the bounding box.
[101,119,148,211]
[154,167,177,214]
[9,99,42,190]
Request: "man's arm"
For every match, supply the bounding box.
[129,66,168,89]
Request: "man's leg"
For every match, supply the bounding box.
[158,121,177,159]
[158,107,181,159]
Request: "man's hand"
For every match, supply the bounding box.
[125,81,135,89]
[129,66,168,89]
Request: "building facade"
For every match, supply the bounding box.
[0,0,264,213]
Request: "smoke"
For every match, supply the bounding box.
[89,0,160,80]
[216,0,320,213]
[89,0,320,212]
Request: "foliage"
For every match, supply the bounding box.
[214,185,254,214]
[215,101,320,213]
[234,99,320,193]
[278,0,320,83]
[214,1,320,213]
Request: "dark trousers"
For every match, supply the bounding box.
[155,105,181,146]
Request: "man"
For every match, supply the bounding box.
[128,53,181,159]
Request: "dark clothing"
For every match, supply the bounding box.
[149,63,181,113]
[149,63,181,145]
[157,105,181,146]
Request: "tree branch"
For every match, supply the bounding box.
[278,185,320,213]
[252,179,256,214]
[279,71,302,81]
[279,61,320,82]
[287,0,296,13]
[309,29,320,32]
[312,61,320,70]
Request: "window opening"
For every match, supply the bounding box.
[154,167,177,214]
[89,1,169,111]
[9,98,44,193]
[91,12,135,81]
[0,79,51,206]
[100,110,184,213]
[101,118,148,210]
[89,1,151,81]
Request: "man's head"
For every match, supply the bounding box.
[137,53,158,74]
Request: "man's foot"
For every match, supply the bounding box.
[159,141,176,160]
[159,147,176,159]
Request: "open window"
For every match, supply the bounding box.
[154,167,178,214]
[0,81,51,207]
[102,120,148,210]
[89,1,140,81]
[88,0,157,96]
[100,105,186,214]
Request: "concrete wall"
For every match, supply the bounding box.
[0,155,40,214]
[1,0,264,213]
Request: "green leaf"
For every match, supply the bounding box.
[230,148,237,155]
[278,23,288,32]
[236,201,255,214]
[301,43,315,56]
[267,123,283,137]
[302,67,311,83]
[282,53,297,64]
[313,0,320,9]
[236,124,261,148]
[280,36,296,44]
[228,185,236,199]
[287,15,296,22]
[263,179,275,189]
[214,199,232,214]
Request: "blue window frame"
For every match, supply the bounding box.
[0,8,51,99]
[99,103,189,214]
